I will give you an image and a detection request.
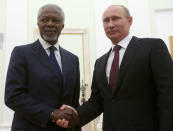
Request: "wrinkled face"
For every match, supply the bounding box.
[103,6,132,44]
[38,7,64,45]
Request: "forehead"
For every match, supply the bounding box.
[103,6,125,19]
[40,7,61,18]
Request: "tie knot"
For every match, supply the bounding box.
[113,45,121,51]
[49,46,56,53]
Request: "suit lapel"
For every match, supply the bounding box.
[113,36,140,96]
[31,40,61,81]
[59,47,69,83]
[100,49,112,95]
[59,47,76,94]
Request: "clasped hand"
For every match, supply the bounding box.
[51,105,80,128]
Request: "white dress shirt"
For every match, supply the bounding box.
[38,36,62,71]
[106,34,133,83]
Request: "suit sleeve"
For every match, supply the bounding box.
[77,60,103,126]
[5,47,53,128]
[72,57,81,131]
[150,39,173,131]
[72,57,80,108]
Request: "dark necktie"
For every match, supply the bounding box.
[109,45,121,93]
[49,46,63,82]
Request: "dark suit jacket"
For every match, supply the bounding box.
[5,40,81,131]
[77,36,173,131]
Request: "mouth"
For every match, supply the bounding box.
[108,30,118,35]
[44,27,57,33]
[45,30,56,33]
[44,30,57,36]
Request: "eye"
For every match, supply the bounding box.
[40,18,48,23]
[103,18,109,23]
[39,17,63,24]
[52,18,62,24]
[112,16,120,21]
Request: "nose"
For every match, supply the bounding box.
[46,20,54,26]
[108,20,114,28]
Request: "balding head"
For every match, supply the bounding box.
[103,5,131,20]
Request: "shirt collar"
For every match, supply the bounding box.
[111,33,133,51]
[38,35,60,51]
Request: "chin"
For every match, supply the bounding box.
[43,35,58,42]
[109,36,118,40]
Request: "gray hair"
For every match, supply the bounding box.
[37,4,65,23]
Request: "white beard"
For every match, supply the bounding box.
[43,34,57,42]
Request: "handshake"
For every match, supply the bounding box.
[50,105,80,128]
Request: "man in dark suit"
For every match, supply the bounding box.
[56,5,173,131]
[5,4,81,131]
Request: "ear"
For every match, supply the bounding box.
[37,20,40,26]
[129,16,133,25]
